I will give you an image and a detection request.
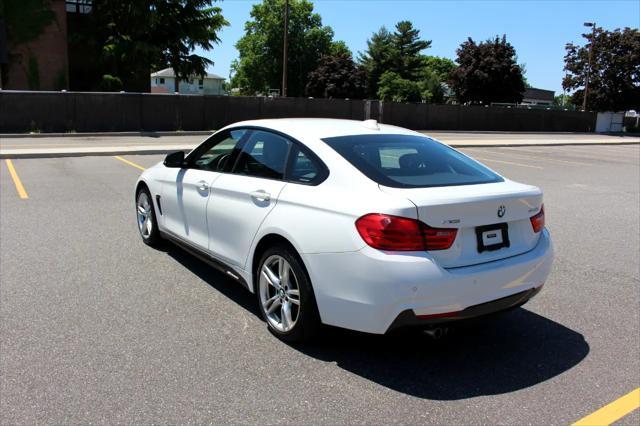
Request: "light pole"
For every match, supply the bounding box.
[582,22,596,111]
[282,0,289,97]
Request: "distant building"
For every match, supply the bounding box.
[521,88,555,105]
[151,68,225,95]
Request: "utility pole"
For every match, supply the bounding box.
[281,0,289,97]
[582,22,596,111]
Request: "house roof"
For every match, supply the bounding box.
[523,87,555,101]
[150,67,224,80]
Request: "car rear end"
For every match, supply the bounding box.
[305,132,553,334]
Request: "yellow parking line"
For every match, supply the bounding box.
[472,156,544,169]
[573,388,640,426]
[114,156,146,171]
[4,159,29,199]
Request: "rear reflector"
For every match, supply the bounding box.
[416,310,460,320]
[355,213,457,251]
[530,205,545,233]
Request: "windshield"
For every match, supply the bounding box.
[322,134,503,188]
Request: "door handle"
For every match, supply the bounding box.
[198,180,209,192]
[250,190,271,201]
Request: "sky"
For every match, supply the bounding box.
[195,0,640,95]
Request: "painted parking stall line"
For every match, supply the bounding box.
[114,155,146,171]
[4,159,29,199]
[469,155,544,169]
[465,147,593,166]
[572,387,640,426]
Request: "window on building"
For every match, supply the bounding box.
[66,0,93,14]
[198,79,204,89]
[159,78,165,84]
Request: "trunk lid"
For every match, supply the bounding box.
[380,180,543,268]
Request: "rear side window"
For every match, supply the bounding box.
[287,146,320,183]
[233,130,291,180]
[322,134,503,188]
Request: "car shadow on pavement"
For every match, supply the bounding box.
[164,244,589,401]
[295,310,589,400]
[164,244,262,317]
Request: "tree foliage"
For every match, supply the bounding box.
[358,27,395,98]
[359,21,431,98]
[563,27,640,112]
[377,71,421,102]
[77,0,227,91]
[422,55,456,81]
[305,53,366,99]
[231,0,336,96]
[449,35,525,105]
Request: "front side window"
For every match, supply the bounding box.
[233,130,291,180]
[190,129,247,172]
[323,134,503,188]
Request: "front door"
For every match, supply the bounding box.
[207,130,291,268]
[160,129,247,250]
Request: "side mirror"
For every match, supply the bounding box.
[164,151,185,168]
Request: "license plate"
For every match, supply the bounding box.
[475,223,510,253]
[482,230,503,246]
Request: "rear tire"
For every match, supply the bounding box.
[136,186,162,247]
[256,244,320,342]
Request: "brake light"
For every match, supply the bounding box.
[355,213,457,251]
[530,205,545,233]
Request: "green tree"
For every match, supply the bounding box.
[393,21,431,80]
[360,21,431,98]
[358,27,395,98]
[305,52,366,99]
[418,56,455,103]
[418,69,444,103]
[77,1,227,91]
[377,71,421,102]
[553,94,573,107]
[421,55,456,81]
[231,0,334,96]
[563,27,640,112]
[449,35,525,105]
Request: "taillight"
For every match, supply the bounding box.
[530,205,545,233]
[355,213,457,251]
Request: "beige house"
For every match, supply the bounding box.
[150,68,225,95]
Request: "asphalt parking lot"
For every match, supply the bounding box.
[1,143,639,424]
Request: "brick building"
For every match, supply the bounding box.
[1,0,71,90]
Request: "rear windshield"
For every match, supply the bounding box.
[322,134,503,188]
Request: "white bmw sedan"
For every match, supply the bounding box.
[134,118,553,341]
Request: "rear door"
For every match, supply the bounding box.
[206,129,291,268]
[159,129,247,250]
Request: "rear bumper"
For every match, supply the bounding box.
[387,285,543,331]
[303,229,553,334]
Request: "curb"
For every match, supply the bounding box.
[1,141,638,159]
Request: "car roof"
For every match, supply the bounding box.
[223,118,420,140]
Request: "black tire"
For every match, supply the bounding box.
[135,186,162,247]
[256,244,320,343]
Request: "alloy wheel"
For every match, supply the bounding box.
[136,192,153,239]
[259,255,301,332]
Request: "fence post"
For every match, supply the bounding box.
[378,101,384,123]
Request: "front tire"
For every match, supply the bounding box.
[256,245,320,342]
[136,187,162,247]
